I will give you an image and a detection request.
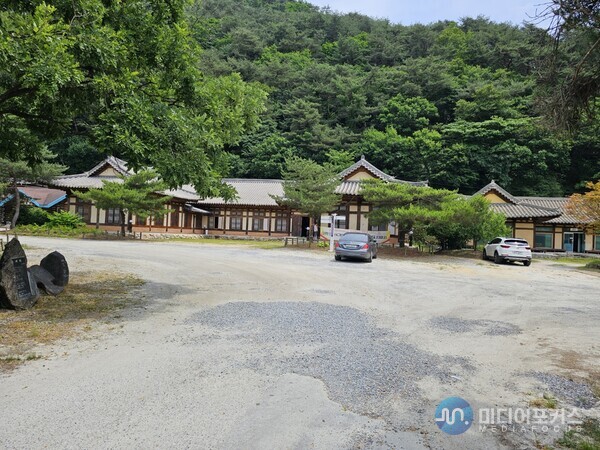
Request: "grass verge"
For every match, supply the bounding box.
[584,260,600,271]
[0,271,145,372]
[553,257,600,266]
[161,237,286,249]
[10,225,106,238]
[556,418,600,449]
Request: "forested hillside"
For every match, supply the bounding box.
[184,0,599,196]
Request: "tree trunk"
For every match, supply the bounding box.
[119,209,126,237]
[10,179,20,229]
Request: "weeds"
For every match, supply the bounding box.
[530,393,558,409]
[163,237,285,249]
[584,260,600,271]
[554,257,599,266]
[556,418,600,449]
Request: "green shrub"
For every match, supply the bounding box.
[586,260,600,270]
[17,207,49,226]
[14,224,105,237]
[47,211,85,229]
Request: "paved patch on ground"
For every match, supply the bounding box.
[187,301,474,420]
[428,316,522,336]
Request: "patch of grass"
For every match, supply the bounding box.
[556,419,600,449]
[440,249,482,259]
[376,246,435,258]
[554,257,599,266]
[0,271,144,372]
[584,260,600,271]
[0,353,42,362]
[0,353,42,370]
[163,237,285,249]
[529,393,558,409]
[12,224,104,238]
[591,382,600,399]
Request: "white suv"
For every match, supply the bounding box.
[483,237,532,266]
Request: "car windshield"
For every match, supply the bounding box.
[340,233,368,242]
[505,240,528,245]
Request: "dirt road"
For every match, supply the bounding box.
[1,237,598,449]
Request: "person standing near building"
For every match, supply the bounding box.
[313,222,319,241]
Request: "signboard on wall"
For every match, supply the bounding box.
[320,215,347,224]
[321,227,390,244]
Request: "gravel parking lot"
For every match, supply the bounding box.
[1,237,599,449]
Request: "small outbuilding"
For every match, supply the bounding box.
[0,186,67,225]
[475,181,598,253]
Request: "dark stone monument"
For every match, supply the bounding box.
[0,238,40,309]
[40,251,69,287]
[30,251,69,295]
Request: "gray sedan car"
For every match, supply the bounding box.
[334,232,378,262]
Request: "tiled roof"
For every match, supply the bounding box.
[339,155,396,181]
[474,181,518,203]
[51,175,122,189]
[517,197,568,209]
[476,181,593,225]
[89,156,130,176]
[335,178,427,196]
[51,157,200,201]
[336,181,362,195]
[338,155,428,186]
[0,186,67,208]
[52,156,130,189]
[51,156,426,206]
[197,179,284,206]
[161,185,201,202]
[20,186,66,208]
[517,197,592,224]
[490,203,561,220]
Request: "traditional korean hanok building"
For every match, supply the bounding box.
[194,178,292,237]
[196,156,428,240]
[49,155,427,239]
[48,156,599,250]
[328,156,428,240]
[50,157,205,233]
[475,181,599,253]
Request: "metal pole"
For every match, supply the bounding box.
[329,213,337,252]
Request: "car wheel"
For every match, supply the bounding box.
[367,252,373,263]
[494,252,503,264]
[334,255,342,261]
[373,252,377,259]
[523,260,531,267]
[482,249,488,260]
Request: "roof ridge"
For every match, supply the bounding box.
[338,157,395,181]
[474,180,518,204]
[517,196,570,200]
[222,178,284,183]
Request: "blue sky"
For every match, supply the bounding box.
[308,0,547,26]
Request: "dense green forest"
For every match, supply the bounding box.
[52,0,599,196]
